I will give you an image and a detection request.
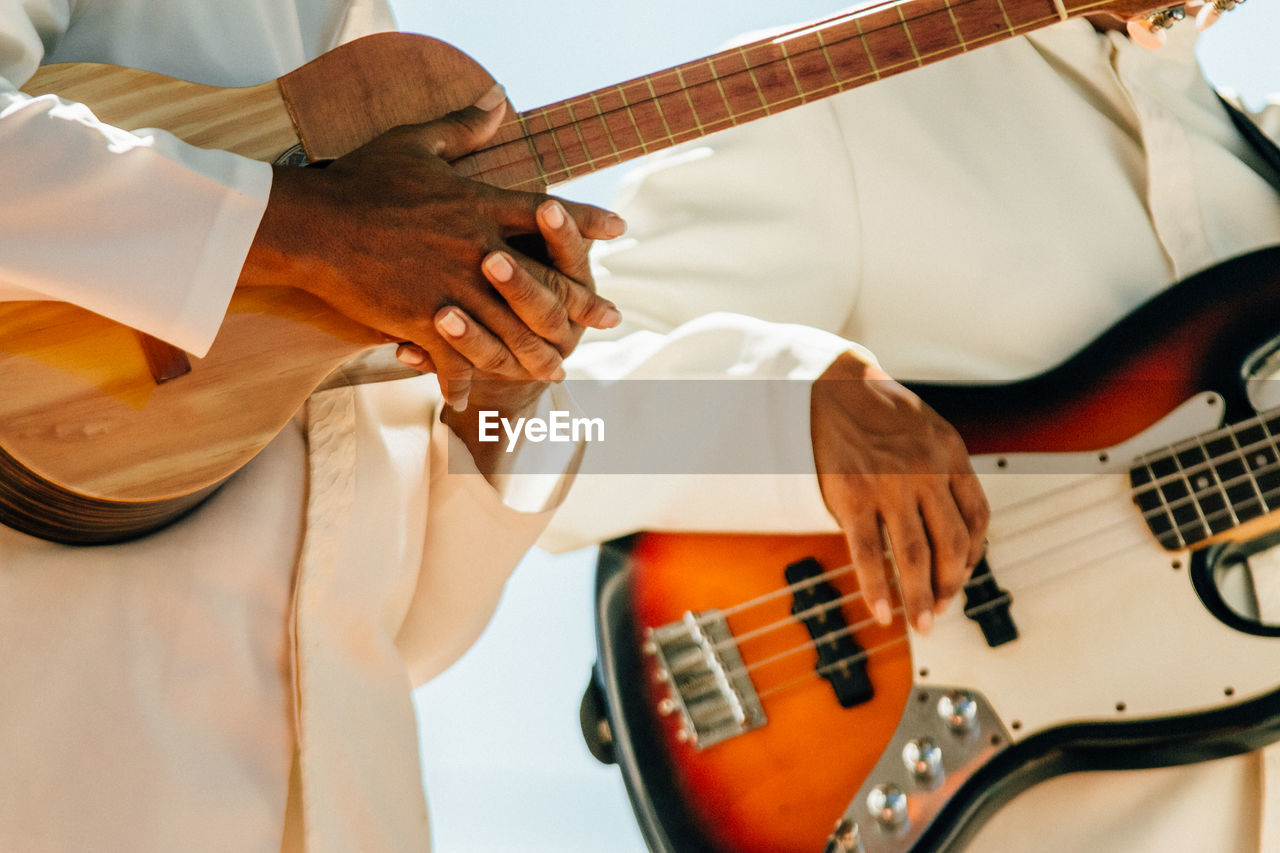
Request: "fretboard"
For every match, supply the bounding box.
[1131,409,1280,550]
[453,0,1115,190]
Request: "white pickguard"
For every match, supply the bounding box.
[912,392,1280,739]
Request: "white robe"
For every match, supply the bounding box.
[0,3,572,851]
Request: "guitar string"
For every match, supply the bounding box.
[686,534,1156,708]
[755,634,911,702]
[459,0,1124,191]
[702,512,1140,663]
[698,466,1142,630]
[707,532,1154,682]
[684,425,1280,634]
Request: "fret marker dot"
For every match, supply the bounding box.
[1196,476,1211,489]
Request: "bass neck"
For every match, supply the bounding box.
[449,0,1150,190]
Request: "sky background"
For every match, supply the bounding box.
[391,2,1280,851]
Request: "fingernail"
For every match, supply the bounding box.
[934,596,953,616]
[915,610,933,635]
[484,252,514,282]
[600,305,622,328]
[541,202,565,230]
[606,213,627,237]
[873,600,892,626]
[551,365,566,382]
[396,345,425,366]
[473,83,506,112]
[438,309,467,338]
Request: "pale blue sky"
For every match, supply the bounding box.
[397,3,1280,851]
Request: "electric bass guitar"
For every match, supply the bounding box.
[585,245,1280,853]
[3,0,1185,543]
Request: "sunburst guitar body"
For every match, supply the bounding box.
[589,246,1280,852]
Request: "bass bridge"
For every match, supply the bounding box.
[644,611,767,749]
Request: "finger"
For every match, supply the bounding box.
[951,471,991,569]
[555,197,627,241]
[917,482,972,611]
[435,306,535,380]
[476,254,570,377]
[395,343,437,374]
[881,495,936,633]
[838,499,896,628]
[484,188,626,241]
[430,338,474,411]
[483,250,571,349]
[536,201,622,330]
[414,84,508,161]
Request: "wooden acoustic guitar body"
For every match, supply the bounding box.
[3,33,542,544]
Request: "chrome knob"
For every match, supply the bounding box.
[866,783,908,828]
[937,690,978,733]
[902,737,943,781]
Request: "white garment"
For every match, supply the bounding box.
[0,3,570,851]
[546,19,1280,853]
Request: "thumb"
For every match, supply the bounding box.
[417,83,507,161]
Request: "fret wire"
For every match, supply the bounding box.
[643,76,679,148]
[482,1,1101,190]
[538,105,574,177]
[1254,413,1280,511]
[512,110,552,187]
[813,24,846,91]
[895,5,925,68]
[1149,472,1187,548]
[563,99,596,177]
[1171,440,1214,539]
[737,45,773,113]
[1227,423,1271,516]
[941,0,971,52]
[853,16,883,81]
[708,54,738,126]
[777,39,809,104]
[673,66,710,136]
[616,84,649,156]
[1196,432,1241,527]
[587,91,623,162]
[993,0,1019,37]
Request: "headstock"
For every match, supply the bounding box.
[1111,0,1246,48]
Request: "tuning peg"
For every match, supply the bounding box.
[1126,6,1186,49]
[1197,0,1242,30]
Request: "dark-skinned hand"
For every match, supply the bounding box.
[238,84,624,412]
[811,352,990,634]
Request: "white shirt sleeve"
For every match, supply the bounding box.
[540,99,879,551]
[0,0,272,356]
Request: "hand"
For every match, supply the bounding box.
[424,195,598,471]
[400,195,600,375]
[811,352,989,634]
[239,85,625,410]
